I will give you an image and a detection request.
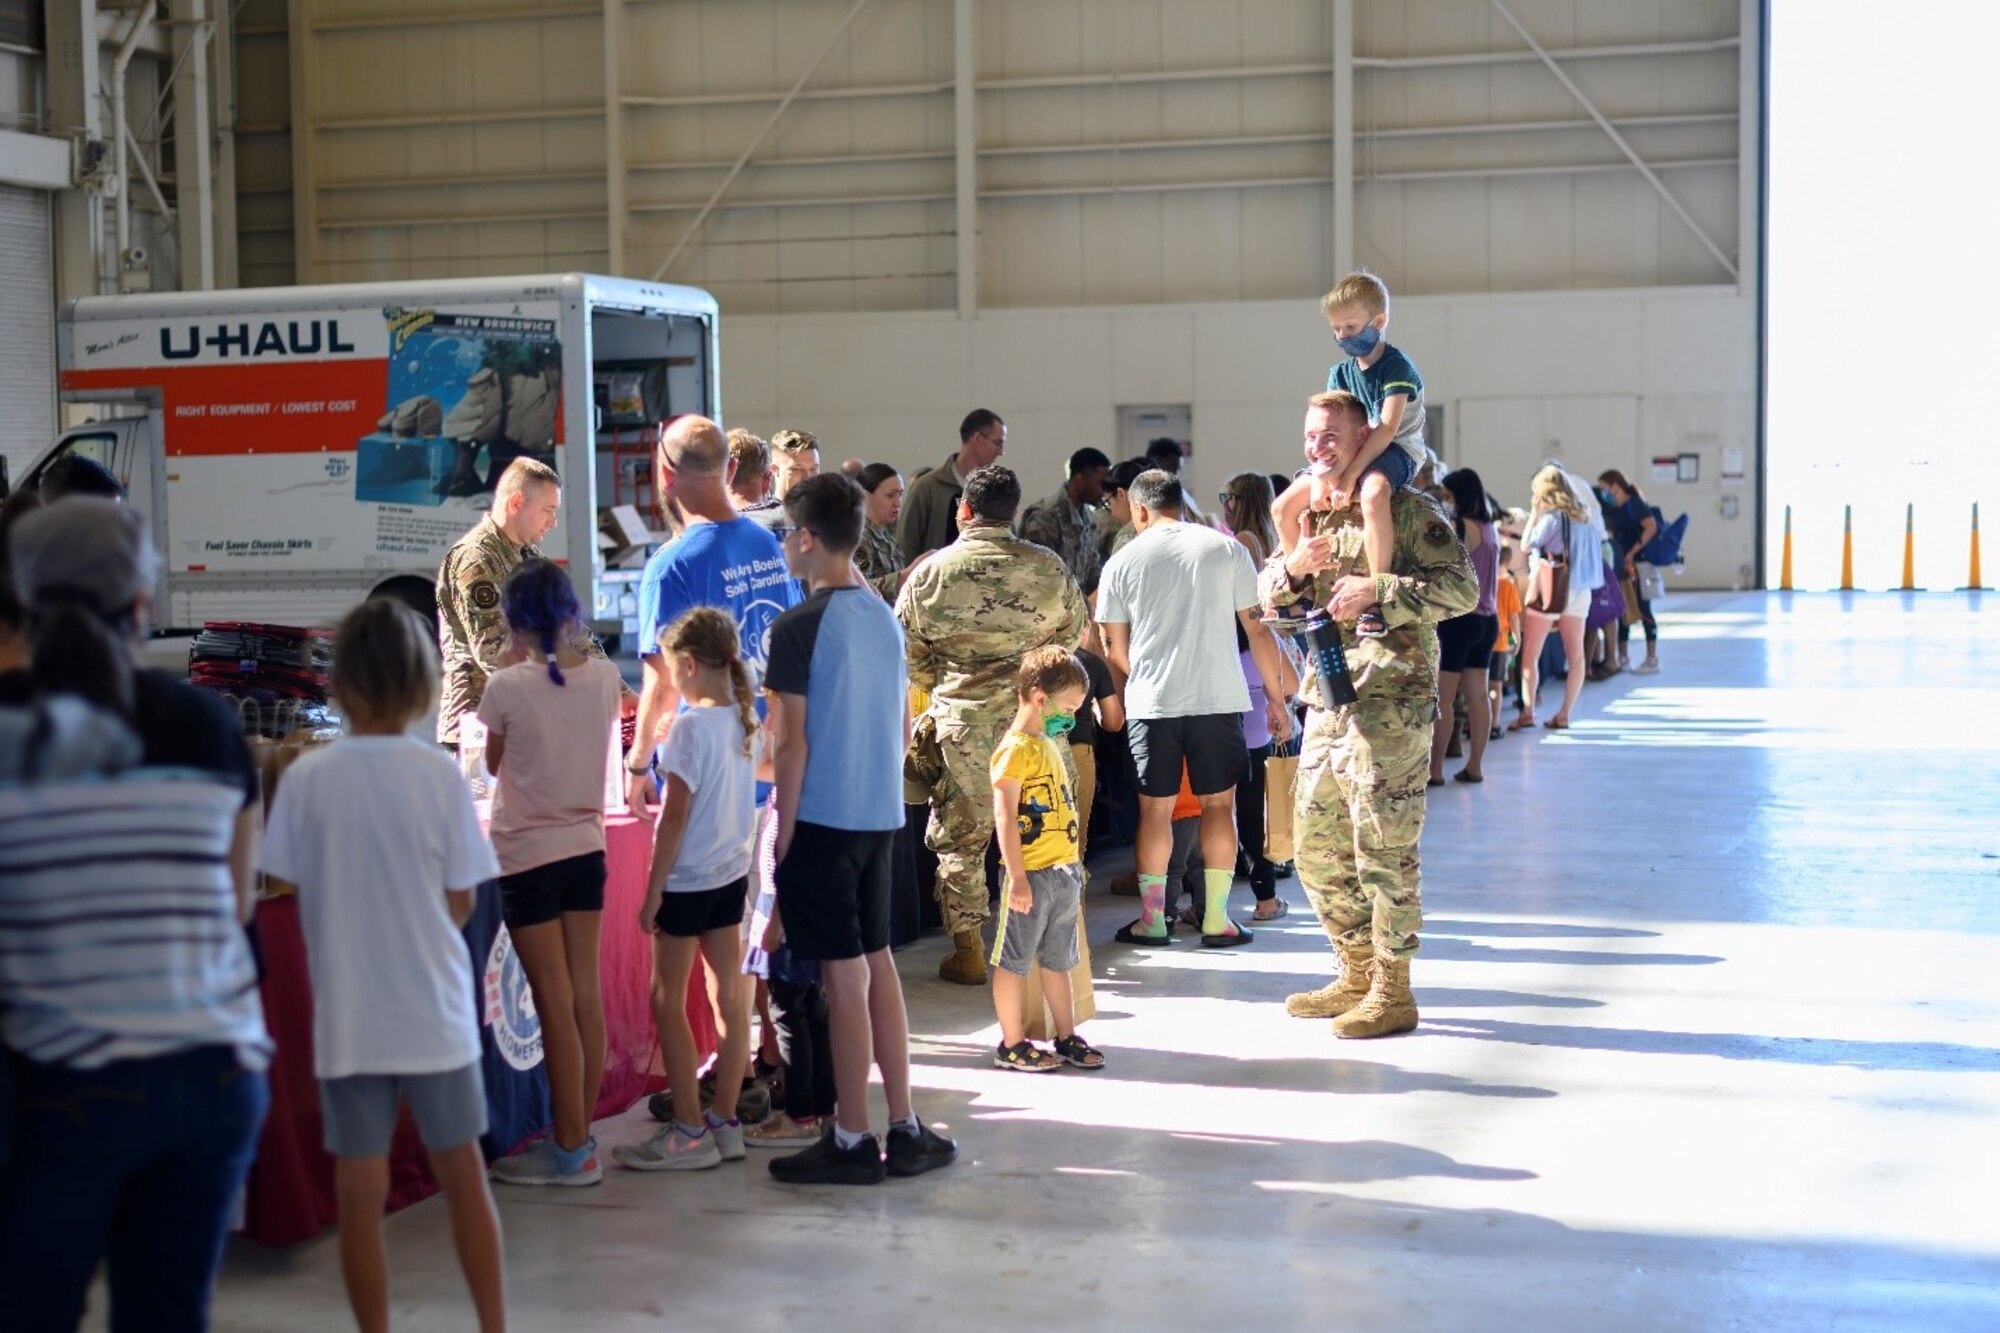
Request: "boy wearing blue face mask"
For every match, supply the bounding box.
[987,646,1105,1073]
[1272,271,1429,639]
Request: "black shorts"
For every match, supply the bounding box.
[498,851,607,930]
[774,820,895,962]
[1128,713,1247,799]
[1437,612,1499,675]
[653,877,749,938]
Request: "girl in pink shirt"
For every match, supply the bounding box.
[478,559,624,1187]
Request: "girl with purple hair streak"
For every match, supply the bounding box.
[477,559,627,1187]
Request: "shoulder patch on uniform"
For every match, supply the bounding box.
[1425,520,1454,548]
[470,580,500,610]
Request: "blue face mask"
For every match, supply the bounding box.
[1337,322,1383,358]
[1042,711,1077,740]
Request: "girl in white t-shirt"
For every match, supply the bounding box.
[479,558,624,1189]
[260,599,506,1333]
[613,607,767,1173]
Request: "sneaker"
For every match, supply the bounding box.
[709,1117,746,1162]
[885,1121,958,1178]
[768,1127,885,1186]
[612,1124,722,1172]
[744,1113,824,1149]
[490,1138,603,1188]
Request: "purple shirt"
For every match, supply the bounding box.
[1469,519,1499,617]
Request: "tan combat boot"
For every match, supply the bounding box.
[938,929,987,985]
[1284,941,1375,1018]
[1331,953,1418,1039]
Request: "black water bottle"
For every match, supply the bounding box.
[1300,611,1359,707]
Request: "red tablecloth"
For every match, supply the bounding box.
[243,814,715,1245]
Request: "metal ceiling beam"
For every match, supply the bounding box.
[1487,0,1738,283]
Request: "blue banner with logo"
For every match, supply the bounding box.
[464,880,551,1157]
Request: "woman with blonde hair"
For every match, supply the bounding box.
[1219,471,1280,566]
[1510,464,1602,731]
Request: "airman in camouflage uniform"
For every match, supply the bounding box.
[896,465,1089,984]
[436,459,610,744]
[1259,392,1477,1038]
[1018,448,1111,596]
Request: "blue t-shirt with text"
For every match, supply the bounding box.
[638,518,801,800]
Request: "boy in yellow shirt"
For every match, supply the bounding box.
[988,646,1106,1073]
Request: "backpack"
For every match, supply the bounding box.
[1640,506,1689,567]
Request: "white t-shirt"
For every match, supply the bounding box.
[658,703,763,892]
[260,736,500,1080]
[1097,519,1261,720]
[478,655,622,876]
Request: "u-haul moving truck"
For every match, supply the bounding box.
[23,273,717,648]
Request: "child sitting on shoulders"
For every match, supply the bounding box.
[1272,270,1429,639]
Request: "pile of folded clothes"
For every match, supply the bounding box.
[189,622,339,738]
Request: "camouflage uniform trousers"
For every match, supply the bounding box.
[1292,699,1433,958]
[924,708,1080,935]
[925,711,1015,935]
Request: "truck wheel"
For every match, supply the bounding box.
[370,578,439,635]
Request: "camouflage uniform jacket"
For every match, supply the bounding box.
[857,520,905,602]
[1018,489,1103,596]
[894,524,1089,727]
[1258,490,1477,716]
[436,515,605,743]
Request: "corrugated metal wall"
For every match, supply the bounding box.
[268,0,1747,311]
[0,184,55,484]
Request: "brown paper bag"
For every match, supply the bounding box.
[1264,748,1300,865]
[1020,899,1096,1041]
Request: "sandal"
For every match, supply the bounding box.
[993,1041,1062,1073]
[1052,1034,1105,1070]
[1426,776,1446,788]
[1355,609,1389,639]
[1114,920,1173,946]
[1201,921,1255,949]
[1543,717,1570,730]
[1251,898,1290,922]
[1508,714,1537,731]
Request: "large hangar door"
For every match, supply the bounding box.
[0,185,56,490]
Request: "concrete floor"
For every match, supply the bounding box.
[173,592,1998,1332]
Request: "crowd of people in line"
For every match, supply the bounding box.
[0,270,1673,1333]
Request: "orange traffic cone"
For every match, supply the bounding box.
[1779,504,1793,591]
[1965,502,1989,590]
[1899,503,1921,591]
[1839,505,1854,591]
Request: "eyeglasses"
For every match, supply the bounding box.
[1217,490,1233,506]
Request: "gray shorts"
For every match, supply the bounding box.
[991,863,1083,978]
[320,1061,487,1159]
